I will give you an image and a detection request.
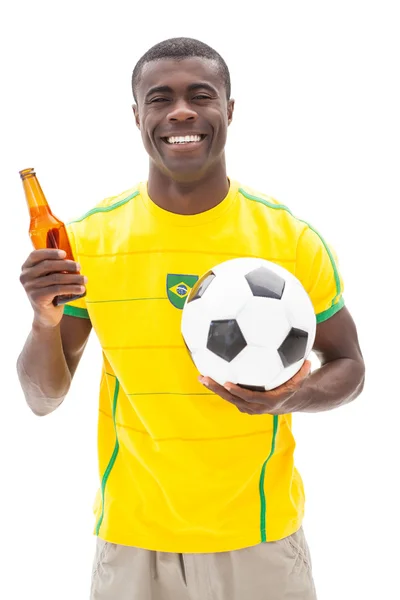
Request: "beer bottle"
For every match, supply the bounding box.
[19,167,85,306]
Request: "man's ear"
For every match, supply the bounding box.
[132,104,140,130]
[227,99,235,125]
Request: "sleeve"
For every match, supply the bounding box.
[63,223,90,320]
[295,225,345,324]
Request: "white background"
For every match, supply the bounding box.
[1,1,399,598]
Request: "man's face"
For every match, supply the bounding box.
[133,57,234,181]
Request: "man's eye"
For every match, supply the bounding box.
[149,97,169,103]
[194,95,211,100]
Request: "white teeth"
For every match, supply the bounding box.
[166,135,202,144]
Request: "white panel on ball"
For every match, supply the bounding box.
[236,296,291,348]
[199,271,253,321]
[228,345,283,388]
[181,299,213,352]
[191,348,230,385]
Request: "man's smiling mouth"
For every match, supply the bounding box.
[162,134,207,145]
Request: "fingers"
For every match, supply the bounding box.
[199,376,263,414]
[20,249,81,289]
[20,249,86,310]
[21,258,80,281]
[24,272,87,290]
[199,359,313,415]
[29,284,86,302]
[237,360,312,401]
[291,360,312,384]
[223,382,260,403]
[22,249,67,269]
[199,376,231,399]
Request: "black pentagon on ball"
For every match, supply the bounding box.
[245,266,285,299]
[207,319,247,362]
[278,327,308,368]
[187,270,216,302]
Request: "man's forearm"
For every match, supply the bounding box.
[284,358,365,414]
[17,321,71,416]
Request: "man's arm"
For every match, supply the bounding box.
[286,305,365,413]
[199,306,365,415]
[17,249,92,416]
[17,315,92,416]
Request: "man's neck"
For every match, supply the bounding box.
[147,164,230,216]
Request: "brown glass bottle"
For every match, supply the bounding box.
[19,168,85,306]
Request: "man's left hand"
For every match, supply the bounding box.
[199,360,312,415]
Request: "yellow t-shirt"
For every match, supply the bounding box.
[64,179,344,552]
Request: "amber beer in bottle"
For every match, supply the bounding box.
[19,167,85,305]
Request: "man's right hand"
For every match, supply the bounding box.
[19,249,87,329]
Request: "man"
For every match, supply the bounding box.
[17,38,365,599]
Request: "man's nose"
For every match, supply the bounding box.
[167,100,198,122]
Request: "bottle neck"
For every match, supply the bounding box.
[20,169,49,208]
[20,168,52,219]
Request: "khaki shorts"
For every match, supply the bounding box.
[90,527,317,600]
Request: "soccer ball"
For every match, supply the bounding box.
[181,257,316,390]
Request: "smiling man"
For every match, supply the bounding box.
[17,38,365,600]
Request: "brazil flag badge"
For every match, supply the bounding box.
[166,274,199,309]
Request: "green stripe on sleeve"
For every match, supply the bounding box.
[63,305,90,319]
[316,296,345,323]
[239,187,343,317]
[305,224,342,307]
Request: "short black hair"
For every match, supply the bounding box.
[132,37,231,102]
